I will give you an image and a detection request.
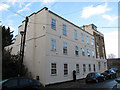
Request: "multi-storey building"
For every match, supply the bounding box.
[9,7,107,86]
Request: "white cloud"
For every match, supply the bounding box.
[0,4,10,11]
[102,14,118,21]
[5,26,15,32]
[81,3,111,18]
[17,2,32,13]
[41,0,56,7]
[42,0,55,4]
[104,30,118,58]
[5,0,18,6]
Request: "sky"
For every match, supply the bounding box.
[0,0,119,58]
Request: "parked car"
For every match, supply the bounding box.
[101,69,117,79]
[85,72,105,83]
[110,68,119,72]
[0,77,43,90]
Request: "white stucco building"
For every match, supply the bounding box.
[9,7,107,86]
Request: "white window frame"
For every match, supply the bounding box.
[63,24,67,35]
[74,30,78,40]
[81,33,84,41]
[93,64,96,72]
[64,64,68,76]
[87,49,90,57]
[97,45,99,58]
[102,47,104,59]
[86,36,89,44]
[83,64,86,73]
[82,48,85,56]
[63,42,67,55]
[51,39,56,51]
[92,50,95,58]
[75,46,79,56]
[51,18,56,30]
[91,38,94,46]
[51,63,57,75]
[88,64,91,72]
[76,64,80,74]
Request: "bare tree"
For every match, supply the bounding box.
[107,53,116,59]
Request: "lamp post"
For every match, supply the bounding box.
[18,31,24,77]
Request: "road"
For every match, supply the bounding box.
[81,77,120,89]
[46,76,120,89]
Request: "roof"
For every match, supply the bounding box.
[81,24,104,36]
[18,7,103,37]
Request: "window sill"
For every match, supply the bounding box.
[64,75,68,77]
[75,39,78,40]
[63,53,67,55]
[51,74,57,76]
[63,34,67,36]
[51,28,56,30]
[51,50,56,51]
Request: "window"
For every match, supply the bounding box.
[81,33,84,41]
[102,47,104,59]
[92,50,95,58]
[91,38,94,45]
[64,64,68,75]
[63,42,67,54]
[4,79,18,87]
[20,78,30,86]
[97,45,99,58]
[74,30,78,40]
[87,49,90,57]
[63,24,67,35]
[88,64,91,72]
[51,63,57,75]
[51,19,56,30]
[86,36,89,44]
[82,48,85,56]
[75,46,79,56]
[104,62,106,69]
[102,38,104,45]
[96,35,98,43]
[98,62,100,71]
[93,64,96,72]
[76,64,80,74]
[51,39,56,51]
[83,64,86,73]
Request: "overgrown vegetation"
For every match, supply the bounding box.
[2,26,32,80]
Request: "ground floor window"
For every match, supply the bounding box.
[64,64,68,75]
[93,64,96,72]
[83,64,86,73]
[88,64,91,72]
[98,62,101,71]
[104,62,106,69]
[51,63,57,75]
[76,64,80,74]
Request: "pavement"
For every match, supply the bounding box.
[46,79,86,88]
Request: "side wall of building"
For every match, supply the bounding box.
[44,11,98,85]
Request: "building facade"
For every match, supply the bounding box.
[9,7,107,86]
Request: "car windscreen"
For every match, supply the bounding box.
[87,73,96,77]
[0,79,8,84]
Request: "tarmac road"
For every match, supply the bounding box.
[46,73,120,89]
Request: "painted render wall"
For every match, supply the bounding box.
[6,8,107,86]
[44,10,100,85]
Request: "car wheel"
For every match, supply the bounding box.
[86,80,88,83]
[95,79,98,83]
[110,75,113,79]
